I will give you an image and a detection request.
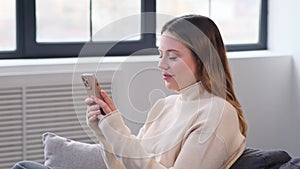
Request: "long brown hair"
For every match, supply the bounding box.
[161,14,247,136]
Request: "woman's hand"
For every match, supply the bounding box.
[92,90,117,115]
[85,90,117,129]
[85,97,100,130]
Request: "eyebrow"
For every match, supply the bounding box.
[158,49,180,53]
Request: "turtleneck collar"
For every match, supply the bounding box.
[177,82,211,101]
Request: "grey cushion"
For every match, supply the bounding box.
[230,148,292,169]
[42,132,107,169]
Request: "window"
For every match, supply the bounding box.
[0,1,16,51]
[157,0,261,45]
[35,0,141,42]
[0,0,267,59]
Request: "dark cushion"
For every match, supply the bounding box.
[280,158,300,169]
[230,148,291,169]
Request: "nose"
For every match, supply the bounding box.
[158,57,169,70]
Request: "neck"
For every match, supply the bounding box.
[178,82,212,101]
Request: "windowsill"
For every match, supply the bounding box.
[0,50,292,77]
[227,50,292,59]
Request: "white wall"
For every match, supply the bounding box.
[229,54,297,155]
[267,0,300,156]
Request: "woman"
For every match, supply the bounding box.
[86,14,247,169]
[12,14,247,169]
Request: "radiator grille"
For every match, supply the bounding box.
[0,88,23,169]
[0,83,111,169]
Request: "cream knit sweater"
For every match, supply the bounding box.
[91,82,245,169]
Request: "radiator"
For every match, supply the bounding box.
[0,71,112,169]
[0,56,161,168]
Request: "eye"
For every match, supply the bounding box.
[168,54,178,60]
[168,52,179,60]
[168,56,178,60]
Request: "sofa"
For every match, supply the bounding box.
[42,132,300,169]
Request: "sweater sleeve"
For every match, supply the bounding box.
[158,130,228,169]
[87,114,126,169]
[96,132,126,169]
[91,98,167,169]
[98,111,158,169]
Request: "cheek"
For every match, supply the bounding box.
[170,61,196,77]
[169,60,198,89]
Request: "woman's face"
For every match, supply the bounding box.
[158,31,198,91]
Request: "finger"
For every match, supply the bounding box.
[100,90,116,111]
[88,104,100,112]
[88,114,98,122]
[87,110,101,119]
[85,97,94,106]
[92,96,111,114]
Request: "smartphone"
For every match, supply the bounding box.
[81,73,106,115]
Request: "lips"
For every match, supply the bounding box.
[163,73,174,80]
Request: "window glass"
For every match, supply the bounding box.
[0,1,16,51]
[156,0,209,46]
[157,0,209,17]
[36,0,90,42]
[157,0,261,45]
[211,0,260,44]
[92,0,141,41]
[36,0,141,43]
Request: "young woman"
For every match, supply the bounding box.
[11,14,247,169]
[85,14,247,169]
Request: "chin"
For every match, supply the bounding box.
[165,82,179,91]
